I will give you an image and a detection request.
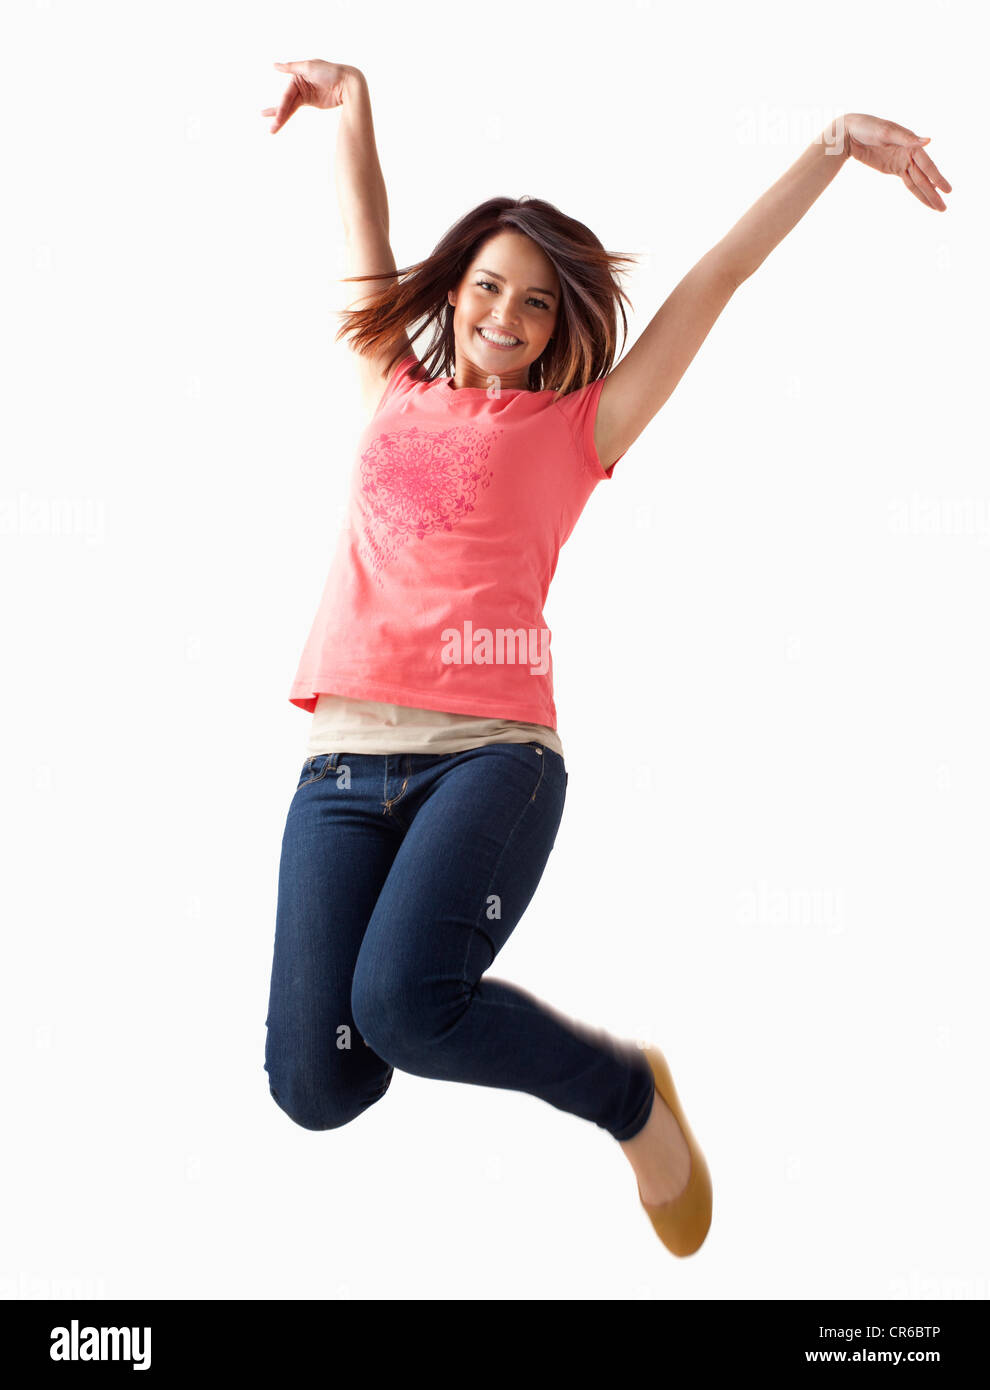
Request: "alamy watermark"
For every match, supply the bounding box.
[0,491,105,545]
[887,493,990,545]
[50,1320,150,1371]
[440,620,549,676]
[734,104,847,153]
[737,879,845,935]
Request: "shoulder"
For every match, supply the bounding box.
[361,346,425,418]
[551,373,621,480]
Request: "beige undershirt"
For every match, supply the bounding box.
[306,692,564,759]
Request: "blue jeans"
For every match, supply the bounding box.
[264,743,655,1142]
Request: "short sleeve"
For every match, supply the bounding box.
[553,374,626,482]
[372,351,423,419]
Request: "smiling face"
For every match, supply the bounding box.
[446,229,560,390]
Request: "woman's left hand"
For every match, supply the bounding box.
[842,113,952,210]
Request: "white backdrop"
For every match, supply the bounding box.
[2,0,985,1301]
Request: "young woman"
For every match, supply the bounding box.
[260,60,950,1258]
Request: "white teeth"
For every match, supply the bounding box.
[478,328,520,346]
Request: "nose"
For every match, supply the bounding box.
[492,313,522,338]
[491,298,523,332]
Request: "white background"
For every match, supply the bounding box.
[2,0,986,1301]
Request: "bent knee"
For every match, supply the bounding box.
[352,974,456,1062]
[267,1076,389,1132]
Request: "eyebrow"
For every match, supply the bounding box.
[474,268,557,300]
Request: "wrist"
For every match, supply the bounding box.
[816,114,850,160]
[831,113,852,160]
[342,66,367,99]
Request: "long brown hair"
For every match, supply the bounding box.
[333,196,639,397]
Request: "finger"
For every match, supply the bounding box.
[905,157,945,210]
[911,146,952,193]
[900,168,931,209]
[270,83,301,133]
[909,154,948,210]
[261,107,275,117]
[905,159,939,209]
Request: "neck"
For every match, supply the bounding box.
[450,356,531,391]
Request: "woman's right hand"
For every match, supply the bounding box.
[261,60,361,134]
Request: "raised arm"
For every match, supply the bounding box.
[263,60,413,414]
[594,113,952,471]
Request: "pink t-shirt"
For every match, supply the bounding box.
[289,352,624,728]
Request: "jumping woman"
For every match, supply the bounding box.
[260,59,950,1257]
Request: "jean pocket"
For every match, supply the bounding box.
[296,754,333,790]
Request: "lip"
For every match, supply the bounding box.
[476,325,523,349]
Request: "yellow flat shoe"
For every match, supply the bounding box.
[637,1045,712,1257]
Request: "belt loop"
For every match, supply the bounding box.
[328,752,340,772]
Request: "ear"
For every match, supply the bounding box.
[447,290,456,307]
